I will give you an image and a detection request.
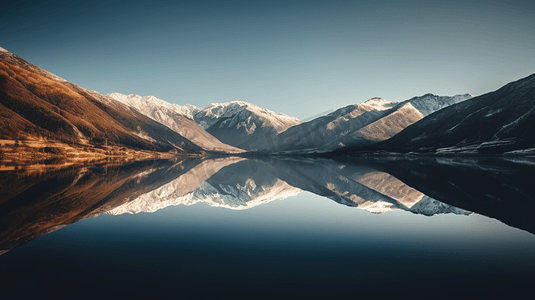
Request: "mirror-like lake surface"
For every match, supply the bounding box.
[1,156,534,299]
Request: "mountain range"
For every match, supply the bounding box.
[1,46,534,156]
[360,73,535,154]
[0,47,203,159]
[268,93,472,153]
[106,93,243,153]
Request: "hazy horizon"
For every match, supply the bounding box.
[2,0,534,119]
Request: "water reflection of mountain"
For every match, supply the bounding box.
[0,158,209,253]
[107,158,301,214]
[261,158,470,216]
[1,156,534,253]
[355,156,535,234]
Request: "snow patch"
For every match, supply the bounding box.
[493,106,535,138]
[362,97,396,111]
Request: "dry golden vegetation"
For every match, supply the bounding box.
[0,56,204,156]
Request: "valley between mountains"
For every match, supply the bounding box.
[1,46,534,159]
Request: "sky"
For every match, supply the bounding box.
[1,0,534,120]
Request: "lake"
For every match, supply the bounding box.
[1,156,534,299]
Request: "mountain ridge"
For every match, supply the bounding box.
[359,73,535,154]
[0,48,204,159]
[107,92,244,154]
[270,93,472,153]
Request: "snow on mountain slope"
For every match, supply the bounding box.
[331,102,425,147]
[272,94,472,153]
[193,101,302,150]
[272,99,391,152]
[368,73,535,154]
[407,93,473,116]
[107,93,244,153]
[107,92,199,119]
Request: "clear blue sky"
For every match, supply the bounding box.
[2,0,534,120]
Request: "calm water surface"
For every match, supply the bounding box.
[1,156,534,299]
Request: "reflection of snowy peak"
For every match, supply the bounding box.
[192,178,301,209]
[194,101,302,150]
[273,94,472,152]
[268,159,471,216]
[352,170,471,216]
[326,170,470,215]
[108,157,469,217]
[410,196,472,216]
[107,158,301,215]
[107,93,243,153]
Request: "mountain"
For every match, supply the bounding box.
[365,73,535,154]
[193,101,302,150]
[0,47,203,158]
[271,94,472,153]
[106,93,244,153]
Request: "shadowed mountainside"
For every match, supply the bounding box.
[349,73,535,154]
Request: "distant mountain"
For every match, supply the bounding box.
[271,94,472,153]
[107,93,243,153]
[193,101,302,150]
[365,73,535,154]
[0,47,203,156]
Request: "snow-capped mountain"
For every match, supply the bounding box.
[0,48,202,155]
[107,92,199,119]
[193,101,302,150]
[271,94,472,153]
[107,93,243,153]
[367,73,535,154]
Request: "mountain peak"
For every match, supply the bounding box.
[362,97,395,111]
[0,46,8,53]
[206,100,256,110]
[107,92,200,119]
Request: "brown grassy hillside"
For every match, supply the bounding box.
[0,51,203,155]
